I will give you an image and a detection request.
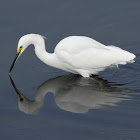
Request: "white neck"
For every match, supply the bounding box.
[19,34,62,69]
[27,35,59,68]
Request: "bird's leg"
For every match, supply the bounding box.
[76,69,90,78]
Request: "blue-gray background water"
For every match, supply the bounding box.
[1,0,140,139]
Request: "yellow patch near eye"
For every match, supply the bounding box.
[17,46,23,53]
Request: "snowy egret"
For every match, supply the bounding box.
[9,74,130,114]
[9,34,136,77]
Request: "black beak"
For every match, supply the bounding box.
[9,52,20,73]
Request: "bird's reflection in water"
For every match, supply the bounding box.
[9,74,132,115]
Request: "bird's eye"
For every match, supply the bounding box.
[17,46,23,53]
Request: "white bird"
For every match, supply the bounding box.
[9,34,136,77]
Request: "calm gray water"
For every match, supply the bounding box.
[1,0,140,139]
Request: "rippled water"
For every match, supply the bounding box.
[1,0,140,139]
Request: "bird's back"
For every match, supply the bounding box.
[55,36,107,54]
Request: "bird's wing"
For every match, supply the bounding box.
[54,36,124,70]
[55,47,120,70]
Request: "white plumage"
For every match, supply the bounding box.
[11,34,136,77]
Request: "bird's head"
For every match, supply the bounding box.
[9,35,29,73]
[9,34,45,73]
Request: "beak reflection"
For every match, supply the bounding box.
[9,75,23,101]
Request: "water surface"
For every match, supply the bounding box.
[1,0,140,139]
